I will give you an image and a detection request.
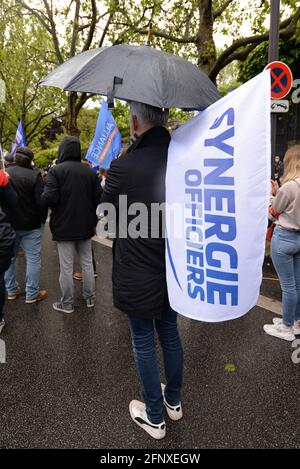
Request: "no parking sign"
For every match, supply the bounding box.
[264,61,293,99]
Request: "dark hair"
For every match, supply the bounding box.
[15,146,34,168]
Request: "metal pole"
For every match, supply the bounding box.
[268,0,280,178]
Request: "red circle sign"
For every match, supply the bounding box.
[264,61,293,99]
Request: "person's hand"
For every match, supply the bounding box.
[270,179,279,196]
[0,170,9,187]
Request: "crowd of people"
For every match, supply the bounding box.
[0,101,300,440]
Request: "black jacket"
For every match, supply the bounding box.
[101,126,171,319]
[0,182,17,271]
[3,165,47,231]
[41,136,102,241]
[0,207,15,272]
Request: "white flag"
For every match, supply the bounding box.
[166,71,271,322]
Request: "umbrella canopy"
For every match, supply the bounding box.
[40,45,220,111]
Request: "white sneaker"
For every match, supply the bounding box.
[264,322,295,341]
[161,384,183,421]
[273,317,300,335]
[86,298,95,308]
[129,400,166,440]
[0,319,5,334]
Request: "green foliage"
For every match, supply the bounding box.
[0,1,66,148]
[111,101,131,141]
[34,147,58,169]
[2,0,299,150]
[217,60,242,96]
[238,34,300,83]
[34,142,90,168]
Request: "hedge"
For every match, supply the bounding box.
[34,145,89,168]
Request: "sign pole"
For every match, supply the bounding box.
[268,0,280,178]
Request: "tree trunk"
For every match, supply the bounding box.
[64,92,81,136]
[196,0,217,79]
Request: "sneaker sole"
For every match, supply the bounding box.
[264,325,295,342]
[0,323,5,334]
[53,304,74,314]
[8,291,20,300]
[86,303,95,308]
[26,296,47,304]
[129,402,166,440]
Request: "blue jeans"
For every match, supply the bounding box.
[271,226,300,326]
[5,228,43,300]
[129,308,183,424]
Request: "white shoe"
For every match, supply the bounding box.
[264,322,295,341]
[161,384,183,421]
[129,400,166,440]
[273,317,300,335]
[86,298,95,308]
[0,319,5,334]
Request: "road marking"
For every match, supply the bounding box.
[92,236,282,315]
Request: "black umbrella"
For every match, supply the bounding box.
[40,45,220,110]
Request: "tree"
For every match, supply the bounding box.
[238,34,300,83]
[110,0,300,82]
[0,1,65,148]
[17,0,121,135]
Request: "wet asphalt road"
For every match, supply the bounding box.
[0,225,299,449]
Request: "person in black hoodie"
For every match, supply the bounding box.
[41,136,102,313]
[0,170,17,333]
[3,147,48,304]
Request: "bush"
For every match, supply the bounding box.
[34,147,58,168]
[34,145,90,168]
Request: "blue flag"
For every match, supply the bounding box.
[11,120,26,155]
[86,100,122,169]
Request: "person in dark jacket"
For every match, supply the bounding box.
[41,136,102,313]
[273,155,284,184]
[3,147,47,304]
[0,170,17,333]
[100,101,183,440]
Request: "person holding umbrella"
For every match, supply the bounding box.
[101,101,183,440]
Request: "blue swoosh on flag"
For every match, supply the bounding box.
[166,238,182,290]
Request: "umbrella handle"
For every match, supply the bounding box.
[107,76,123,108]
